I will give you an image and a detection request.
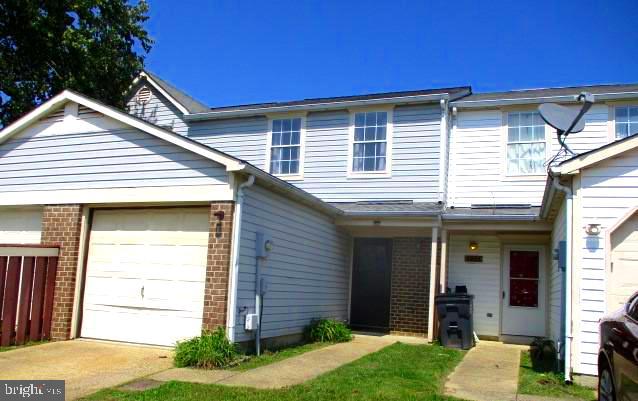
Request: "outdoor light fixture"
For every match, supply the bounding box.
[585,223,601,236]
[469,241,479,251]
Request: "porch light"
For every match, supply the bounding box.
[468,241,479,251]
[585,223,601,236]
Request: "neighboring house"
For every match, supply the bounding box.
[0,72,636,381]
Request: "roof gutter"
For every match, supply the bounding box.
[441,213,541,222]
[452,91,638,109]
[185,90,470,121]
[341,210,441,218]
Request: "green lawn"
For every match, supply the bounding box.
[518,351,596,401]
[0,340,47,353]
[231,342,329,372]
[82,343,465,401]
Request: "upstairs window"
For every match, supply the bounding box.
[270,118,302,176]
[615,106,638,139]
[352,111,388,173]
[507,112,546,175]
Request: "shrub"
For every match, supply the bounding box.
[174,327,238,369]
[530,337,558,372]
[306,319,352,343]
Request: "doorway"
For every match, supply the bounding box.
[501,245,547,337]
[350,238,392,331]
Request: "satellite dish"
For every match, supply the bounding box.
[539,103,586,133]
[538,92,594,156]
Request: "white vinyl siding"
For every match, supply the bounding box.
[549,202,566,348]
[0,208,42,244]
[234,184,351,342]
[188,105,442,203]
[506,112,546,175]
[573,148,638,375]
[127,85,188,135]
[0,108,229,195]
[448,105,611,207]
[447,234,501,336]
[614,105,638,139]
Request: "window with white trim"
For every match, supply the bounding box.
[615,105,638,139]
[352,111,388,172]
[507,111,546,175]
[270,118,301,175]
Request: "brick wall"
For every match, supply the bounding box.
[389,237,432,336]
[41,205,83,341]
[202,202,235,331]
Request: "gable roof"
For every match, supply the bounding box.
[553,132,638,175]
[0,90,342,216]
[186,86,472,121]
[130,70,210,114]
[452,82,638,108]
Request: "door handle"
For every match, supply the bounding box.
[141,285,145,299]
[502,291,505,300]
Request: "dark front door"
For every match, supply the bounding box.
[350,238,392,331]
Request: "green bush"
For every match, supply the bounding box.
[306,319,352,343]
[174,327,238,369]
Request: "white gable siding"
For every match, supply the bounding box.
[127,85,188,135]
[549,202,566,348]
[573,149,638,375]
[447,234,501,336]
[0,105,229,202]
[448,105,612,207]
[188,105,442,203]
[234,184,351,342]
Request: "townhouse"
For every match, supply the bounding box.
[0,71,636,380]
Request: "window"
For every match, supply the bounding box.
[270,118,301,176]
[615,106,638,139]
[352,111,388,173]
[507,112,546,175]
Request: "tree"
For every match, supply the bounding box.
[0,0,152,127]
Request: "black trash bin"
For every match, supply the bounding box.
[435,293,474,350]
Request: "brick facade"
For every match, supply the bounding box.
[40,205,83,341]
[201,202,235,331]
[389,237,432,336]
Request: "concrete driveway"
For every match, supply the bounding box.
[0,339,173,400]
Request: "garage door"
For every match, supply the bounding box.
[0,208,42,244]
[81,208,210,346]
[608,213,638,312]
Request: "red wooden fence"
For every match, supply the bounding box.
[0,246,59,346]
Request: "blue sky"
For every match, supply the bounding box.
[144,0,638,108]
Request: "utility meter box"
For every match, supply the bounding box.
[256,232,274,258]
[245,313,259,331]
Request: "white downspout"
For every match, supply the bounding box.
[552,175,573,383]
[438,98,449,203]
[226,174,255,342]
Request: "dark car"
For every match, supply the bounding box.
[598,291,638,401]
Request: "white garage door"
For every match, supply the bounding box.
[81,208,210,346]
[608,213,638,312]
[0,208,42,244]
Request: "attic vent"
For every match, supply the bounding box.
[135,86,152,105]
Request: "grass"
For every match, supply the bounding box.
[0,340,47,353]
[231,342,329,372]
[518,351,596,401]
[81,342,465,401]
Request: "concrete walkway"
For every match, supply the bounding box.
[0,340,173,400]
[150,334,414,389]
[444,341,525,401]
